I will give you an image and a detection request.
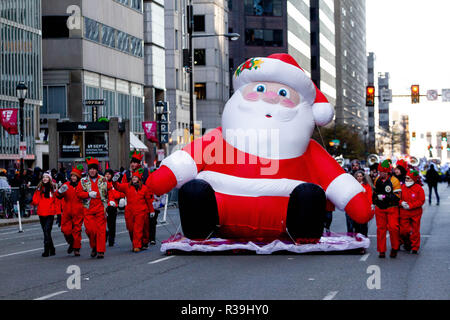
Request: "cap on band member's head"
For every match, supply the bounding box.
[132,168,145,180]
[71,164,84,178]
[406,169,420,182]
[130,150,144,163]
[86,156,99,170]
[378,160,392,173]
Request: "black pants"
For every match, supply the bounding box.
[324,211,333,230]
[345,213,368,237]
[39,215,54,249]
[106,206,117,244]
[428,184,440,203]
[149,210,159,242]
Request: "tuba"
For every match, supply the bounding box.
[334,155,345,167]
[367,154,380,166]
[409,156,419,167]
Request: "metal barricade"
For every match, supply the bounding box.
[0,186,37,218]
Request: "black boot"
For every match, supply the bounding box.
[42,244,50,257]
[178,179,220,240]
[285,183,326,243]
[49,245,55,256]
[65,235,74,254]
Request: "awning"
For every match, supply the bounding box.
[130,132,148,152]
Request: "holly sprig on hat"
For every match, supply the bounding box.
[234,58,264,77]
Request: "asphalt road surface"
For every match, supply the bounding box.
[0,184,449,301]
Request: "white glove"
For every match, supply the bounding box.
[58,184,68,194]
[119,198,126,208]
[150,212,155,218]
[89,191,97,198]
[401,201,410,210]
[371,204,376,211]
[112,173,121,182]
[109,201,116,207]
[377,194,385,201]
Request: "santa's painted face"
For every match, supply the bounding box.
[222,81,316,159]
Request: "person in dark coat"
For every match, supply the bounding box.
[425,163,440,205]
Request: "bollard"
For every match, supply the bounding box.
[162,194,168,224]
[16,201,23,233]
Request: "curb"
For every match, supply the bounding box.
[0,216,40,228]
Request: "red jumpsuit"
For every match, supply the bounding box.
[113,181,154,249]
[76,177,109,254]
[400,183,425,251]
[56,182,84,250]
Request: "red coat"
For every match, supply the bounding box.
[113,182,154,215]
[55,182,84,216]
[400,183,425,217]
[32,189,59,216]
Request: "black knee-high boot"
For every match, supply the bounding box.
[178,179,219,240]
[286,183,326,242]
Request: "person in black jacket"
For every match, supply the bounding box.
[425,163,440,205]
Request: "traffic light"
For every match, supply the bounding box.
[441,132,447,142]
[428,144,433,150]
[412,132,416,141]
[447,143,450,151]
[366,86,375,107]
[411,85,420,104]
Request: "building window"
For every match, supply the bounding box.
[84,17,99,42]
[193,15,205,32]
[117,31,130,53]
[244,0,282,16]
[42,86,67,118]
[130,0,142,11]
[245,29,282,47]
[101,25,116,48]
[130,36,143,57]
[194,49,206,65]
[195,83,206,100]
[42,16,69,38]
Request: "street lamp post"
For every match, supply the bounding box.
[16,82,28,221]
[186,1,239,138]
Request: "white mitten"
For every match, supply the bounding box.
[371,204,376,211]
[401,201,410,210]
[58,184,68,194]
[109,201,116,207]
[112,173,121,182]
[119,198,126,208]
[377,194,385,201]
[89,191,97,198]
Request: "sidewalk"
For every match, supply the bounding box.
[0,214,40,227]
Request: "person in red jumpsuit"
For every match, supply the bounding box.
[372,160,402,258]
[112,168,154,252]
[76,157,110,259]
[55,165,84,256]
[399,169,425,254]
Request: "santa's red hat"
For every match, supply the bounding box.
[233,53,334,126]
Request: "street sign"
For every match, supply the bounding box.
[19,141,26,158]
[84,99,105,106]
[380,88,392,103]
[442,89,450,102]
[427,90,439,101]
[157,149,165,161]
[160,133,169,144]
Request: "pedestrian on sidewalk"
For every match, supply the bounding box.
[425,163,440,205]
[399,169,425,254]
[76,157,110,259]
[104,169,125,247]
[373,160,402,258]
[113,168,154,252]
[55,165,84,256]
[32,172,58,257]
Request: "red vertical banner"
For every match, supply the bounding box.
[0,108,19,135]
[142,121,158,143]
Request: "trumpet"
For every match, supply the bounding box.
[334,155,345,167]
[367,154,380,166]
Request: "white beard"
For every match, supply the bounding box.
[222,90,315,159]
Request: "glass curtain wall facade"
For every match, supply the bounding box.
[0,0,42,163]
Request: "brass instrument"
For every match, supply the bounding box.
[367,154,380,166]
[409,156,419,167]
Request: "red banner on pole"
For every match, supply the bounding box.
[142,121,158,143]
[0,108,19,135]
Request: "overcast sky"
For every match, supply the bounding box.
[366,0,450,133]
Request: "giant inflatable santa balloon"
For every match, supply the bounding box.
[146,53,373,243]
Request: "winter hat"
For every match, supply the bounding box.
[86,156,99,170]
[130,150,144,163]
[132,168,145,180]
[378,160,392,173]
[42,171,52,180]
[406,169,420,183]
[233,53,334,126]
[70,165,84,178]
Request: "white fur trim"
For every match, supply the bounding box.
[196,171,305,197]
[313,102,335,126]
[161,150,198,189]
[233,57,316,105]
[325,173,364,210]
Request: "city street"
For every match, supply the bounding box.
[0,184,449,301]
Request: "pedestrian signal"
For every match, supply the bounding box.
[441,132,447,142]
[412,132,416,141]
[411,85,420,104]
[366,86,375,107]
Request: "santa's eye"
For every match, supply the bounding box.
[254,84,266,93]
[278,88,290,98]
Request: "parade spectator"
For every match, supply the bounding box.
[350,159,362,176]
[32,172,58,257]
[0,169,11,190]
[369,163,379,184]
[104,169,125,247]
[113,168,154,252]
[399,169,425,254]
[425,163,440,205]
[324,200,334,235]
[76,157,110,259]
[31,167,43,187]
[55,165,85,257]
[373,160,401,258]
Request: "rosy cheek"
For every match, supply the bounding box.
[280,99,296,108]
[244,92,260,101]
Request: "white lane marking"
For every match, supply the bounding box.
[148,255,175,264]
[360,253,370,262]
[323,291,338,300]
[34,290,68,300]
